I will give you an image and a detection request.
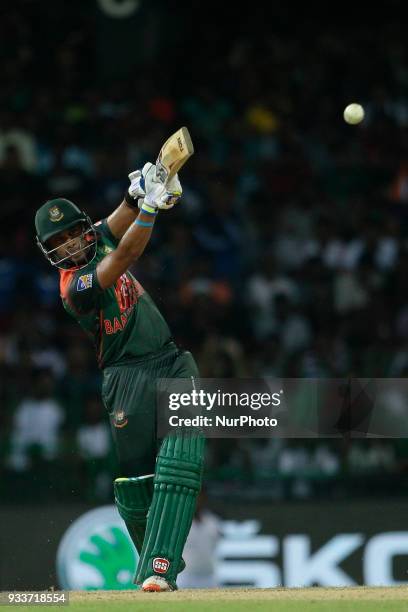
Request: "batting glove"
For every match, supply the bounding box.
[128,162,182,213]
[127,169,145,205]
[127,163,160,215]
[141,162,182,211]
[157,173,182,210]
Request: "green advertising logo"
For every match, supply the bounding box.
[56,506,139,590]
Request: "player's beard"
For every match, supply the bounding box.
[71,251,88,265]
[63,236,91,266]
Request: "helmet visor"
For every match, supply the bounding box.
[38,220,97,270]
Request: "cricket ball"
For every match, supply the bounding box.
[343,103,365,125]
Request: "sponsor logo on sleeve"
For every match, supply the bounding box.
[77,274,93,291]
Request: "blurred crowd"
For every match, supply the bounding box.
[1,2,408,503]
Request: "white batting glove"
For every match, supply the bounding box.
[127,163,160,215]
[158,173,182,210]
[127,169,145,204]
[141,162,182,211]
[128,163,182,213]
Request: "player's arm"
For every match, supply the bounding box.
[106,200,139,240]
[96,209,157,289]
[97,166,182,290]
[106,168,145,240]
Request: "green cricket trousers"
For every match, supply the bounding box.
[101,343,199,476]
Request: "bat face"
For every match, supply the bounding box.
[155,127,194,184]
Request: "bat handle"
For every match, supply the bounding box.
[155,160,169,185]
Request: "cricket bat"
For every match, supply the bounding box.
[155,127,194,184]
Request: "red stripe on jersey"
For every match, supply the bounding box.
[59,269,75,301]
[97,308,104,367]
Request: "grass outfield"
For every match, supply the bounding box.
[5,587,408,612]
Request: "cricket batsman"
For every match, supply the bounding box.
[34,163,205,592]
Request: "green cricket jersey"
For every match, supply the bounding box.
[59,219,172,368]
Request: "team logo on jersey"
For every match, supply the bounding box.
[152,558,170,574]
[113,409,128,428]
[77,274,93,291]
[104,246,113,254]
[49,205,64,222]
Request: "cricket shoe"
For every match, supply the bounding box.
[141,576,176,592]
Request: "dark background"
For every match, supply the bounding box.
[1,0,408,511]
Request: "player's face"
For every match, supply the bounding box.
[47,223,88,265]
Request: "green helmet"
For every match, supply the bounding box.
[35,198,97,269]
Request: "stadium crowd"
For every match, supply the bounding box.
[1,2,408,503]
